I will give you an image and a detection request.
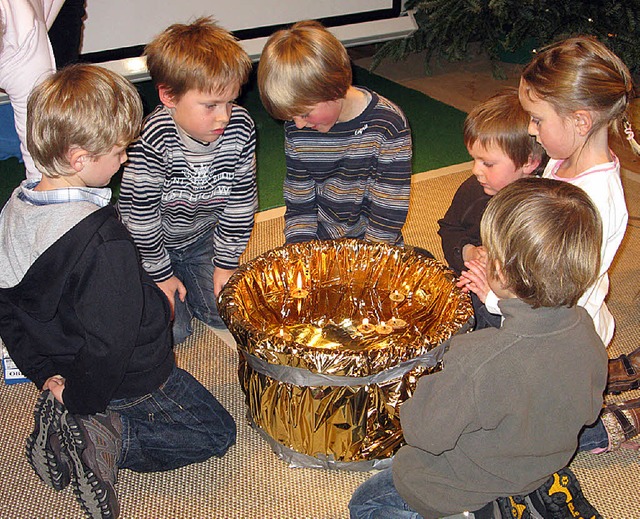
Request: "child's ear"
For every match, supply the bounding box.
[573,110,593,136]
[67,148,90,172]
[158,85,177,109]
[522,154,541,175]
[494,260,507,285]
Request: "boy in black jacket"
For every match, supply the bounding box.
[0,64,235,519]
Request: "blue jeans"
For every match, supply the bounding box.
[471,293,502,330]
[169,229,226,344]
[577,418,608,451]
[349,468,424,519]
[108,365,236,472]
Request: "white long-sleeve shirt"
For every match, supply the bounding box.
[486,155,627,346]
[0,0,63,180]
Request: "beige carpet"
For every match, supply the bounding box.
[1,167,639,518]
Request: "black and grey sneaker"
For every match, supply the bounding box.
[495,495,536,519]
[530,467,602,519]
[58,411,122,519]
[473,495,535,519]
[25,390,70,491]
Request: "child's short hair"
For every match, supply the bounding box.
[27,64,143,177]
[464,88,545,170]
[481,177,602,308]
[258,20,352,120]
[520,36,634,141]
[144,16,252,99]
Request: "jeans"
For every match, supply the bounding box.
[577,418,609,451]
[108,365,236,473]
[471,292,502,330]
[349,468,423,519]
[349,468,535,519]
[169,229,226,344]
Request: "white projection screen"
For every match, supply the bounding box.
[82,1,401,56]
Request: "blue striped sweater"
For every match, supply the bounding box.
[284,87,411,245]
[117,105,257,281]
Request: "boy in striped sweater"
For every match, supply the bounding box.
[118,17,257,345]
[258,20,411,246]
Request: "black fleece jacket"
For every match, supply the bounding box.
[0,206,175,414]
[437,175,491,275]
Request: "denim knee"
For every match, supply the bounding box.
[349,468,422,519]
[577,417,609,452]
[111,367,236,472]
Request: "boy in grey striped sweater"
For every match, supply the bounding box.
[118,17,257,344]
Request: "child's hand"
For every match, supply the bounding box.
[458,259,490,302]
[213,267,236,297]
[157,276,187,319]
[462,244,488,264]
[42,375,65,404]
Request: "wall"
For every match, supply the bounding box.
[82,0,397,55]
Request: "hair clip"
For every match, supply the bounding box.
[624,119,636,141]
[623,119,640,155]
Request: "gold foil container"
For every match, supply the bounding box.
[219,239,473,469]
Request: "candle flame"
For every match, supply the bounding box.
[380,321,386,327]
[296,272,303,290]
[362,318,369,326]
[279,328,285,337]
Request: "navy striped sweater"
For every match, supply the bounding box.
[283,87,411,245]
[117,105,257,281]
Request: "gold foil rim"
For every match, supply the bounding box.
[219,239,473,378]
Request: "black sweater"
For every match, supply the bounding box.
[0,206,175,414]
[437,175,491,275]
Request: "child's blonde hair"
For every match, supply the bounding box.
[145,16,252,99]
[27,64,143,177]
[464,88,546,172]
[258,20,352,120]
[481,177,602,308]
[521,36,637,151]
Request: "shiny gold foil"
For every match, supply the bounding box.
[219,239,473,466]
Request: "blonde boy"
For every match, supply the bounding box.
[350,178,606,519]
[117,17,257,345]
[258,20,412,245]
[0,64,236,519]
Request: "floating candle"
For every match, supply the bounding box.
[389,290,405,303]
[388,317,407,330]
[375,321,393,335]
[357,318,376,335]
[290,272,309,298]
[278,328,293,341]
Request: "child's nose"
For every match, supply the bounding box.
[292,116,306,129]
[471,163,483,178]
[528,120,538,136]
[214,106,231,124]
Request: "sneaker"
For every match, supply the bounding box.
[58,411,122,519]
[25,390,71,491]
[530,467,602,519]
[495,495,535,519]
[472,496,537,519]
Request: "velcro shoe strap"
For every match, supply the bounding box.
[610,406,636,440]
[621,354,636,376]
